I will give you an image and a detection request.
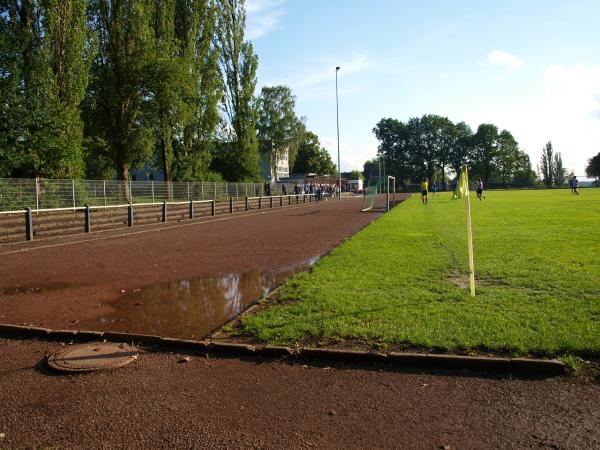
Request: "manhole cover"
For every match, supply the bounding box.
[47,342,138,373]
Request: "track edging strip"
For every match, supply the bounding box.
[0,323,566,375]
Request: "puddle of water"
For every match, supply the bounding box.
[0,282,73,296]
[85,256,319,340]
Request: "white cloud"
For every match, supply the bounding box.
[246,0,286,40]
[487,50,524,75]
[467,63,600,176]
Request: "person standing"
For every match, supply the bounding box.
[572,176,580,195]
[569,176,574,194]
[476,178,485,200]
[420,178,429,204]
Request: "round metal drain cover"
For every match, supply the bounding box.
[47,342,138,373]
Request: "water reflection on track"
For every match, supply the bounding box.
[83,256,318,339]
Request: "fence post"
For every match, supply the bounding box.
[296,195,299,204]
[152,181,155,204]
[258,197,262,209]
[129,180,133,203]
[85,204,91,233]
[103,180,107,208]
[269,196,273,208]
[303,194,306,203]
[35,178,40,210]
[162,201,167,223]
[229,196,233,213]
[280,195,282,207]
[189,200,194,219]
[211,199,215,216]
[25,207,33,241]
[245,197,248,211]
[72,179,76,210]
[288,195,291,206]
[309,194,312,203]
[128,203,133,227]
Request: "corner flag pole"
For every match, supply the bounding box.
[463,166,476,297]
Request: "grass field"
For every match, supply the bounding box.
[240,189,600,358]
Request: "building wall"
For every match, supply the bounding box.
[260,149,289,181]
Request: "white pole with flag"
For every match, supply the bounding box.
[455,165,476,296]
[464,166,476,296]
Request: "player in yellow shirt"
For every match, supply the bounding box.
[420,178,429,204]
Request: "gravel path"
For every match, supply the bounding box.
[1,338,599,449]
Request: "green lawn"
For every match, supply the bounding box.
[241,189,600,358]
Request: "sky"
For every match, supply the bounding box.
[246,0,600,176]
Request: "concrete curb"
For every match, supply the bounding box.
[0,324,566,376]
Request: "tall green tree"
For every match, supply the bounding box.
[512,152,537,186]
[176,0,222,181]
[539,141,554,186]
[0,0,90,178]
[470,124,499,183]
[363,158,380,179]
[147,0,184,182]
[292,132,336,175]
[586,152,600,181]
[372,118,412,182]
[495,130,520,185]
[552,151,566,186]
[216,0,259,181]
[83,0,155,187]
[257,85,304,181]
[447,121,473,178]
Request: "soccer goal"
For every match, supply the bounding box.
[361,175,396,212]
[361,175,381,211]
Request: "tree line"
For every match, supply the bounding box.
[371,115,537,188]
[0,0,335,183]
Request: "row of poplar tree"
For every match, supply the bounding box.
[371,115,538,187]
[0,0,335,183]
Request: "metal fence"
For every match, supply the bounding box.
[0,178,301,212]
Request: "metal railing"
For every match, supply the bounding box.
[5,194,320,242]
[0,178,314,213]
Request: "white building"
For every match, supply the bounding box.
[260,148,289,182]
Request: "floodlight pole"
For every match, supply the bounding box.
[336,66,341,200]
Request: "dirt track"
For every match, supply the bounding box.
[1,338,599,449]
[1,195,600,448]
[0,196,395,334]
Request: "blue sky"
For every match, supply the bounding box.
[247,0,600,176]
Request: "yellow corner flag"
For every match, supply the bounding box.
[453,166,469,200]
[456,165,476,296]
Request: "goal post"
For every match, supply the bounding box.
[386,176,396,211]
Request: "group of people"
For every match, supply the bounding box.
[420,177,486,204]
[263,182,339,199]
[418,175,582,205]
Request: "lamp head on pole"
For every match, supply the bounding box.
[336,66,340,71]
